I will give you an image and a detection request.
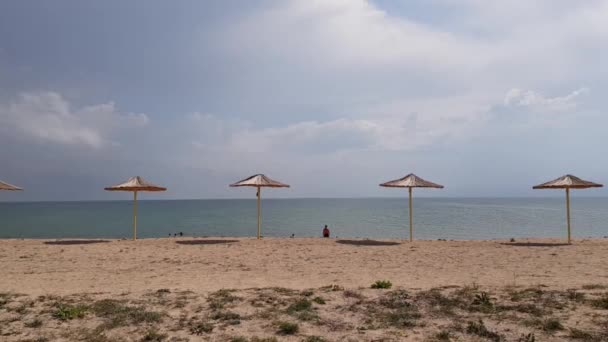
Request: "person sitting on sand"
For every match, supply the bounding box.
[322,225,330,238]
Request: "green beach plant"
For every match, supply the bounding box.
[433,330,451,341]
[287,299,312,313]
[312,296,326,304]
[589,293,608,309]
[472,292,492,306]
[208,289,240,310]
[382,307,421,328]
[541,318,563,332]
[343,289,364,299]
[229,337,248,342]
[277,321,299,335]
[90,299,163,328]
[302,336,327,342]
[379,289,411,309]
[286,298,319,321]
[53,304,87,320]
[469,291,494,313]
[371,280,392,289]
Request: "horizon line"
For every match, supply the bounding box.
[2,194,608,204]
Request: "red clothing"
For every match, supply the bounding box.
[323,227,330,238]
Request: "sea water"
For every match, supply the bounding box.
[0,197,607,240]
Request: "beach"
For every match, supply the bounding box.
[2,237,608,295]
[2,238,608,341]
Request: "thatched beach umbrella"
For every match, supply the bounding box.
[533,174,603,244]
[230,174,289,239]
[380,173,444,242]
[0,180,22,191]
[104,176,166,240]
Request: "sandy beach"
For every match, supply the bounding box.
[1,237,608,295]
[2,238,608,341]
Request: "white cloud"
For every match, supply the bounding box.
[187,84,592,165]
[216,0,608,91]
[503,88,589,111]
[222,0,490,71]
[0,92,149,148]
[189,110,483,155]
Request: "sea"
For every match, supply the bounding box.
[0,197,607,240]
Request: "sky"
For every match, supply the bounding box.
[1,0,607,201]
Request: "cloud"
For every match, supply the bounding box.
[503,88,589,111]
[2,1,607,200]
[222,0,490,71]
[214,0,608,95]
[187,91,494,157]
[186,84,593,168]
[189,112,479,156]
[0,92,149,148]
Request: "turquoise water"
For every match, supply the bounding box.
[0,198,607,240]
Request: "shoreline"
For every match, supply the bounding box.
[1,236,607,241]
[5,195,608,203]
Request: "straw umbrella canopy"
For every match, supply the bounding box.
[104,176,166,240]
[230,174,290,239]
[533,174,603,244]
[380,173,444,242]
[0,180,22,191]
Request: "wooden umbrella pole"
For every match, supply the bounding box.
[257,186,261,239]
[133,191,138,241]
[566,188,571,244]
[408,187,413,242]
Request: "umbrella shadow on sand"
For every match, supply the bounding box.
[336,239,401,246]
[175,239,239,245]
[44,240,111,245]
[500,242,571,247]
